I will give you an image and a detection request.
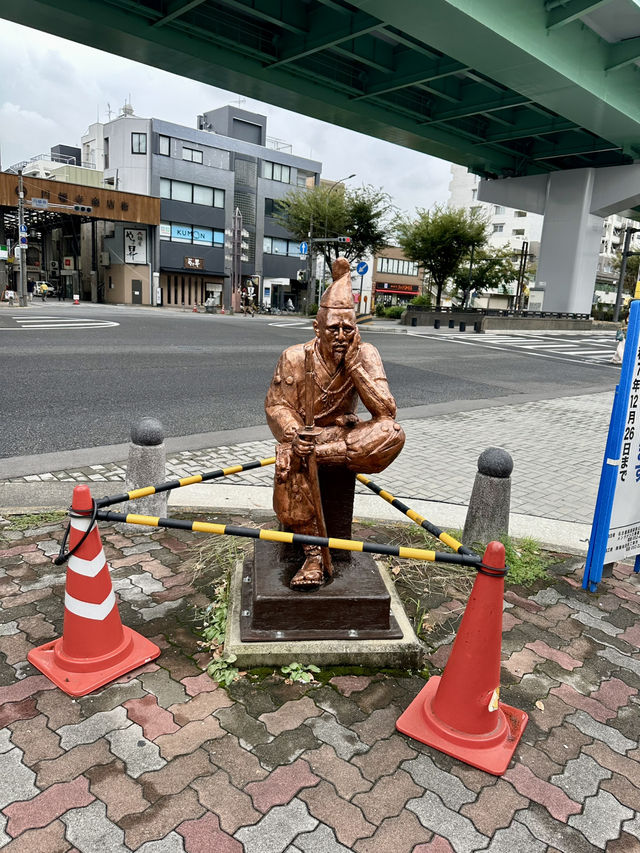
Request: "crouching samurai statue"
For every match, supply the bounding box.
[265,258,405,590]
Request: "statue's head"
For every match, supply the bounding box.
[313,257,358,362]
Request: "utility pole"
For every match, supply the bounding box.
[306,211,314,312]
[17,170,27,307]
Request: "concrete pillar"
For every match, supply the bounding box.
[463,447,512,548]
[535,170,602,314]
[119,417,167,536]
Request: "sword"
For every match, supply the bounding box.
[300,343,333,578]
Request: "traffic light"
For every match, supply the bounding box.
[338,236,352,243]
[73,205,93,213]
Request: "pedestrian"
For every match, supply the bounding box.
[27,279,34,302]
[611,322,627,365]
[286,297,295,312]
[40,282,48,302]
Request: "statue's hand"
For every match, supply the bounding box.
[292,432,315,458]
[344,330,362,375]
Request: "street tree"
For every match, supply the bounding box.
[451,245,520,306]
[613,251,640,295]
[274,183,392,270]
[395,205,488,306]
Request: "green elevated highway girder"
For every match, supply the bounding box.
[1,0,638,179]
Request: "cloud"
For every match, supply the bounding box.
[0,19,453,214]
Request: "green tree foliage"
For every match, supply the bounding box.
[395,205,488,306]
[613,252,640,295]
[452,245,520,306]
[274,184,392,269]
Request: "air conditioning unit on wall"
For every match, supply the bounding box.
[99,252,110,266]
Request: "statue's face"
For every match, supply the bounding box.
[314,308,358,362]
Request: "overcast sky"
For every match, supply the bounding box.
[0,20,453,216]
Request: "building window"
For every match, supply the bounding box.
[493,224,504,233]
[160,220,224,247]
[471,188,477,201]
[493,205,504,215]
[376,256,419,276]
[263,161,291,184]
[515,210,527,217]
[183,147,203,164]
[264,197,281,217]
[512,229,525,237]
[104,137,109,169]
[158,179,224,207]
[159,135,170,156]
[131,132,147,154]
[263,236,301,257]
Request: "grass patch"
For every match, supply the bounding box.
[5,511,66,531]
[500,535,550,587]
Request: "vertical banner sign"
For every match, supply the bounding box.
[583,299,640,591]
[124,229,147,264]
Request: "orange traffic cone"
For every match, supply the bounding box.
[396,541,527,775]
[192,304,198,312]
[28,484,160,696]
[73,294,79,305]
[221,306,225,314]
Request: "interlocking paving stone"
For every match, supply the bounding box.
[135,832,187,853]
[402,754,475,810]
[3,775,94,838]
[304,744,372,799]
[352,734,416,782]
[123,694,179,740]
[590,676,637,711]
[407,792,489,853]
[482,820,547,853]
[252,725,322,771]
[0,674,56,706]
[169,688,235,725]
[105,722,166,777]
[601,771,640,811]
[0,819,71,853]
[0,748,39,810]
[214,701,272,747]
[352,810,434,853]
[87,759,150,821]
[259,697,323,736]
[154,715,225,760]
[62,799,128,852]
[526,640,582,670]
[235,797,318,853]
[57,706,130,749]
[35,688,82,729]
[8,713,63,765]
[459,778,528,837]
[568,789,634,847]
[565,710,636,754]
[294,823,352,853]
[299,781,375,848]
[139,749,212,803]
[77,680,147,716]
[550,753,613,800]
[177,811,243,853]
[0,728,13,753]
[244,759,320,813]
[622,812,640,841]
[352,769,424,825]
[193,767,263,832]
[351,706,401,746]
[304,712,368,761]
[34,739,114,788]
[537,722,594,764]
[311,686,367,726]
[119,787,205,849]
[139,669,189,708]
[514,804,601,853]
[329,676,372,697]
[206,734,268,786]
[598,646,640,679]
[503,763,581,822]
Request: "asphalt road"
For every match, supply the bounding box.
[0,303,617,459]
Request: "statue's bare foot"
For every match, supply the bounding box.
[290,554,324,589]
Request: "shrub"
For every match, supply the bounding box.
[384,305,404,319]
[375,302,386,317]
[410,294,432,308]
[308,303,318,316]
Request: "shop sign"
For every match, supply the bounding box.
[124,228,147,264]
[375,282,419,295]
[184,256,204,270]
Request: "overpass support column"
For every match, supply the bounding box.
[535,170,602,314]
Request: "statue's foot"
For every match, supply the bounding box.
[290,554,325,589]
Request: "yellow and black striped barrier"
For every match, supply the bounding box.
[356,474,476,557]
[96,456,276,509]
[94,509,483,567]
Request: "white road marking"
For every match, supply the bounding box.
[2,317,119,331]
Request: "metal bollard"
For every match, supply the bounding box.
[434,319,441,329]
[463,448,513,548]
[449,319,455,328]
[411,317,417,327]
[473,321,482,333]
[459,321,466,332]
[119,417,168,535]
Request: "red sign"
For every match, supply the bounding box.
[375,282,419,295]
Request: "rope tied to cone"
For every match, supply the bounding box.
[53,500,98,566]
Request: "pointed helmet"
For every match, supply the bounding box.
[320,258,354,309]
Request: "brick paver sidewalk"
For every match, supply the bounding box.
[1,515,639,852]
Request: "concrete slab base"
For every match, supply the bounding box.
[225,555,425,670]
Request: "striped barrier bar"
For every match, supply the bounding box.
[356,474,476,557]
[94,509,483,568]
[96,456,277,509]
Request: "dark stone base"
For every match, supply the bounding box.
[240,540,403,642]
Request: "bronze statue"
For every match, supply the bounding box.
[265,257,405,589]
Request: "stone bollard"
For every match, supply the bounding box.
[462,447,513,548]
[119,417,168,535]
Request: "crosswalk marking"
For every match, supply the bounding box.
[1,317,119,331]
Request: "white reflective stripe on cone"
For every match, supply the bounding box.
[70,517,97,533]
[68,549,107,578]
[64,590,116,620]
